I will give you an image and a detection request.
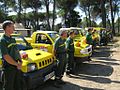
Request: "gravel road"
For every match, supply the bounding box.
[36,37,120,90]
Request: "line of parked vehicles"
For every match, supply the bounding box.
[0,27,112,89]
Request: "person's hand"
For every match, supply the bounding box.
[17,63,22,70]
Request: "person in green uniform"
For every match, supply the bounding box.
[0,20,23,90]
[86,28,93,61]
[66,31,75,76]
[86,28,93,45]
[53,28,67,88]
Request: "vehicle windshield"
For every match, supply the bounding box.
[12,35,33,50]
[71,29,84,36]
[48,33,58,41]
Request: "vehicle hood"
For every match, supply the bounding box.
[21,49,53,63]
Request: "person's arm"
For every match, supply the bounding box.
[53,38,59,56]
[66,39,70,52]
[3,54,18,66]
[1,39,18,66]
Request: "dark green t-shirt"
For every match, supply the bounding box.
[86,32,93,45]
[66,37,74,53]
[0,34,21,62]
[54,37,66,54]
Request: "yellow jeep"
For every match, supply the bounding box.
[0,33,57,89]
[85,27,101,46]
[92,27,110,46]
[28,30,92,62]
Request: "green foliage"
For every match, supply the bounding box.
[65,10,81,27]
[56,0,78,27]
[0,0,119,34]
[0,10,7,23]
[81,17,97,28]
[22,0,42,10]
[56,0,78,10]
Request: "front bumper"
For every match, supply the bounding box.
[75,45,92,58]
[80,45,92,55]
[23,62,57,89]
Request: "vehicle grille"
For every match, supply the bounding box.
[39,58,53,67]
[88,48,91,52]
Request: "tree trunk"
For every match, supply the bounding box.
[117,12,119,34]
[101,0,106,28]
[110,0,115,35]
[45,0,51,31]
[106,14,111,29]
[87,6,91,27]
[35,9,39,30]
[24,8,27,28]
[18,0,22,23]
[4,0,7,14]
[84,7,89,27]
[52,0,56,31]
[64,11,68,27]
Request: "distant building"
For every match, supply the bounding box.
[0,23,33,36]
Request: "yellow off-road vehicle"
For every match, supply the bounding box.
[84,27,101,46]
[27,30,92,62]
[0,33,57,90]
[93,27,112,45]
[86,27,111,46]
[60,27,92,57]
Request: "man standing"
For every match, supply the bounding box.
[86,28,93,45]
[0,20,23,90]
[66,31,75,76]
[86,28,93,61]
[53,28,67,88]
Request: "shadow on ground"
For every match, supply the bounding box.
[94,59,120,66]
[69,73,120,84]
[74,63,113,76]
[33,41,120,90]
[36,79,104,90]
[92,42,116,57]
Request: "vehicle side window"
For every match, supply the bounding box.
[36,34,52,44]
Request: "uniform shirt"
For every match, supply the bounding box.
[86,32,93,45]
[54,37,66,54]
[0,34,21,64]
[66,37,74,53]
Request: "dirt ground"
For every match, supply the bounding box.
[36,37,120,90]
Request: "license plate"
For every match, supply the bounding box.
[44,71,55,81]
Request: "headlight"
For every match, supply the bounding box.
[27,63,37,72]
[80,49,88,54]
